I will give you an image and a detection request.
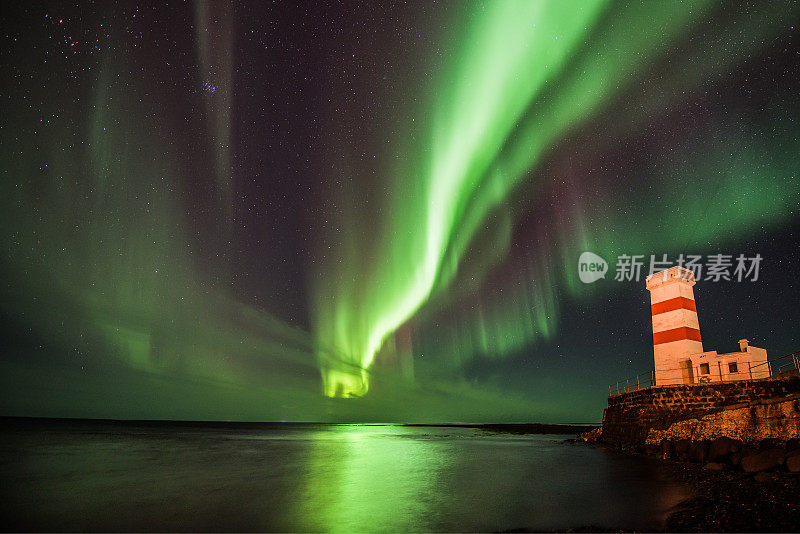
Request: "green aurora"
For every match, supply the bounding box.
[1,1,799,420]
[313,0,800,396]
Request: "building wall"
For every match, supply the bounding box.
[689,346,770,383]
[747,346,769,377]
[601,376,800,443]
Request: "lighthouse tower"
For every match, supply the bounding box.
[646,266,703,385]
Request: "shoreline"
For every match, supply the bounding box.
[577,438,800,532]
[664,460,800,532]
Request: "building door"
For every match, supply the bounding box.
[682,359,695,385]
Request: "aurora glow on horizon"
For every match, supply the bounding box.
[1,1,800,421]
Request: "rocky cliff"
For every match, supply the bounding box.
[601,376,800,443]
[597,375,800,473]
[645,393,800,445]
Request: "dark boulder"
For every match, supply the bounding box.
[660,439,673,460]
[707,437,742,462]
[785,438,800,451]
[753,472,775,483]
[786,453,800,473]
[741,448,784,473]
[674,439,690,460]
[688,440,709,463]
[759,438,784,451]
[704,462,724,471]
[644,444,659,456]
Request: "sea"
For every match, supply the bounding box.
[0,419,691,532]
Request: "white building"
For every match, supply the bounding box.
[645,266,769,386]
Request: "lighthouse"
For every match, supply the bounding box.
[645,265,770,386]
[646,266,703,385]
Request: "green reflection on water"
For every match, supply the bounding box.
[297,425,451,532]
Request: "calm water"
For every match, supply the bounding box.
[0,421,690,532]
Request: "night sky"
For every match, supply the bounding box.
[2,1,799,423]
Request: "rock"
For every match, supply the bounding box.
[631,394,800,450]
[729,452,744,466]
[579,427,602,443]
[741,448,784,473]
[786,438,800,451]
[759,438,784,451]
[688,440,709,463]
[674,439,690,460]
[708,437,742,462]
[660,439,673,460]
[704,462,724,471]
[753,472,774,483]
[786,454,800,473]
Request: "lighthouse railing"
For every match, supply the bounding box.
[749,351,799,378]
[608,351,799,397]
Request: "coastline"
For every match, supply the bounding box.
[664,460,800,532]
[592,373,800,530]
[576,436,800,532]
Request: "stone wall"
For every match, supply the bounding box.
[601,376,800,443]
[645,394,800,445]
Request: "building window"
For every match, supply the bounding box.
[700,363,710,375]
[729,362,738,373]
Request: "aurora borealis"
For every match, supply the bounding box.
[2,1,800,422]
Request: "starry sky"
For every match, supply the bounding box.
[1,1,799,423]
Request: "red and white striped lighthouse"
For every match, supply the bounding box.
[645,266,703,385]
